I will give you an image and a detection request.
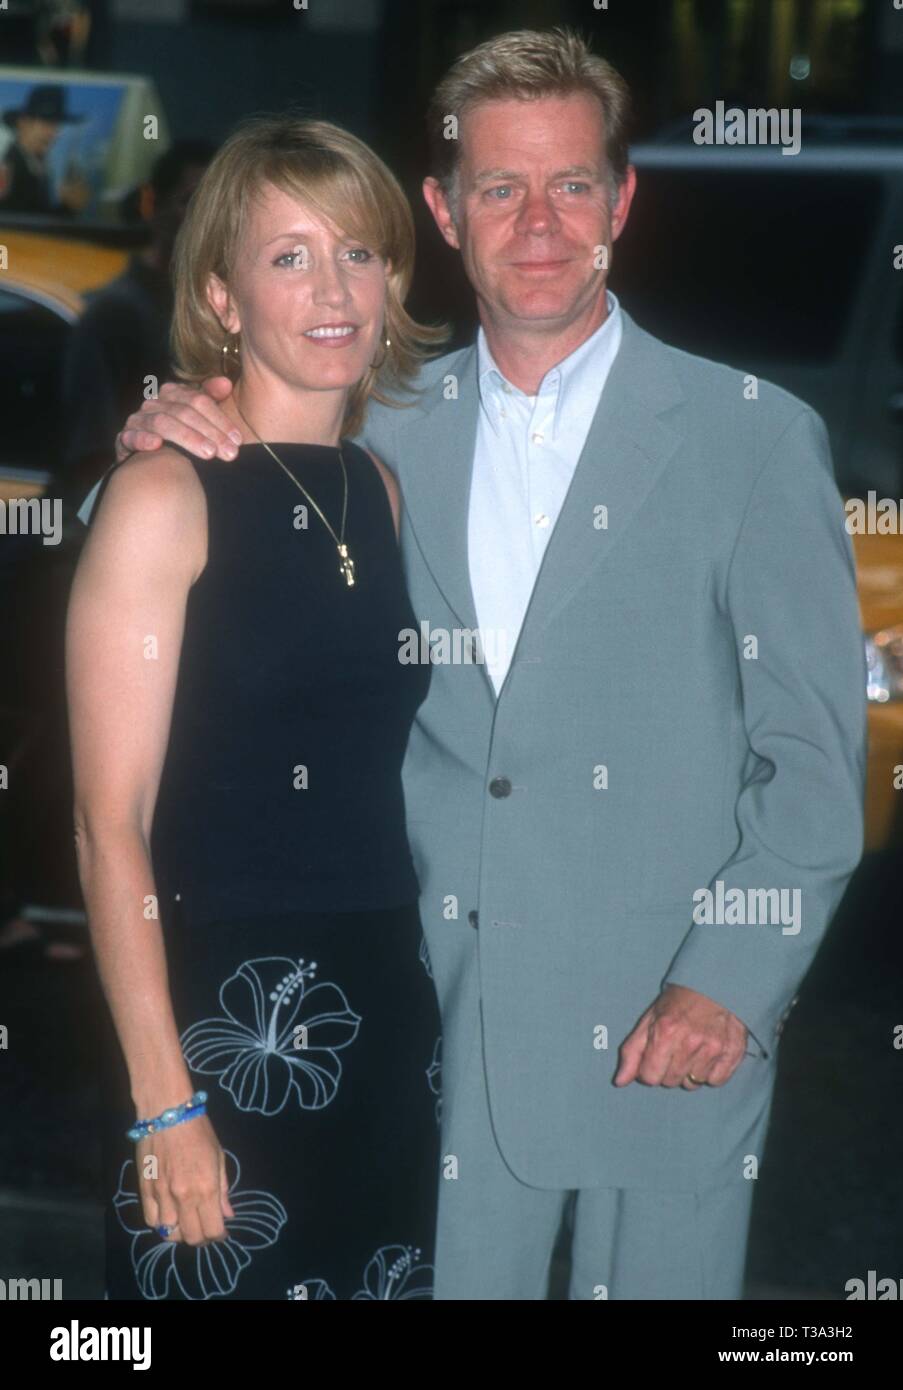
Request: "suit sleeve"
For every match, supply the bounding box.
[662,406,867,1057]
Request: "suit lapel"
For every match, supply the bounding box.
[396,344,482,637]
[512,313,686,651]
[395,313,686,691]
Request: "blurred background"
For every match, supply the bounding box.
[1,0,902,1300]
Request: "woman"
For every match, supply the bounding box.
[66,114,447,1301]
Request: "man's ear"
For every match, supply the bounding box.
[610,165,637,245]
[422,176,461,251]
[206,272,240,334]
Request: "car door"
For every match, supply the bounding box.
[0,279,73,502]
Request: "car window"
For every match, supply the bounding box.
[610,168,884,364]
[0,286,70,474]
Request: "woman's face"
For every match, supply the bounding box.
[208,180,389,397]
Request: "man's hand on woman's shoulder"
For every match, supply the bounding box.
[116,376,242,464]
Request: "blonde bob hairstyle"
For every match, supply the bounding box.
[170,111,448,439]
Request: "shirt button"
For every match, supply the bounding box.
[468,910,479,929]
[534,512,550,528]
[489,776,512,798]
[531,431,544,444]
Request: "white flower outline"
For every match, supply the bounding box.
[427,1035,442,1125]
[352,1244,434,1301]
[180,955,361,1115]
[113,1148,287,1300]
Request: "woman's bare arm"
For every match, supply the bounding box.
[67,450,236,1245]
[66,450,206,1117]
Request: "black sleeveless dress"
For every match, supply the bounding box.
[93,440,440,1301]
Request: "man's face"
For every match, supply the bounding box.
[424,91,634,334]
[17,116,59,157]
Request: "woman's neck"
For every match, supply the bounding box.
[226,377,346,446]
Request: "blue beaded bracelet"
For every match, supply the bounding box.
[127,1091,208,1142]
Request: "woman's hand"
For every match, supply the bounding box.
[116,377,241,464]
[137,1114,235,1245]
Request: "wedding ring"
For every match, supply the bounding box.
[686,1072,704,1085]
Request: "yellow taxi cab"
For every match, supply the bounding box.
[0,230,128,504]
[855,530,903,848]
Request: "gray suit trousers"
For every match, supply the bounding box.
[434,999,757,1301]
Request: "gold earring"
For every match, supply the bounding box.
[370,332,391,371]
[222,331,241,377]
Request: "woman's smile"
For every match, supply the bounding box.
[303,321,361,346]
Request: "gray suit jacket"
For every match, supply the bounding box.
[355,308,866,1191]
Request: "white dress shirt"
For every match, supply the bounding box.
[468,289,623,695]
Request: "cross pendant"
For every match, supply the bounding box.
[338,544,355,587]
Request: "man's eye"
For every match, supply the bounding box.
[561,182,590,194]
[486,186,514,200]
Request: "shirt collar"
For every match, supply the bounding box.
[476,289,622,439]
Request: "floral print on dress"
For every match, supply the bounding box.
[180,956,361,1115]
[352,1245,434,1300]
[114,1148,287,1300]
[427,1036,441,1125]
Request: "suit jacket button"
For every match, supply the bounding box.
[489,776,512,798]
[468,910,479,929]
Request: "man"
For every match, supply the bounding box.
[84,28,866,1299]
[60,139,214,513]
[0,84,89,216]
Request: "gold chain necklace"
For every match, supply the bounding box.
[231,401,356,587]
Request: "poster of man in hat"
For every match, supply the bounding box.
[0,83,91,215]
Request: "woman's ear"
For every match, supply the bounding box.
[206,272,240,334]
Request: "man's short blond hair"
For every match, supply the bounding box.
[426,26,631,207]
